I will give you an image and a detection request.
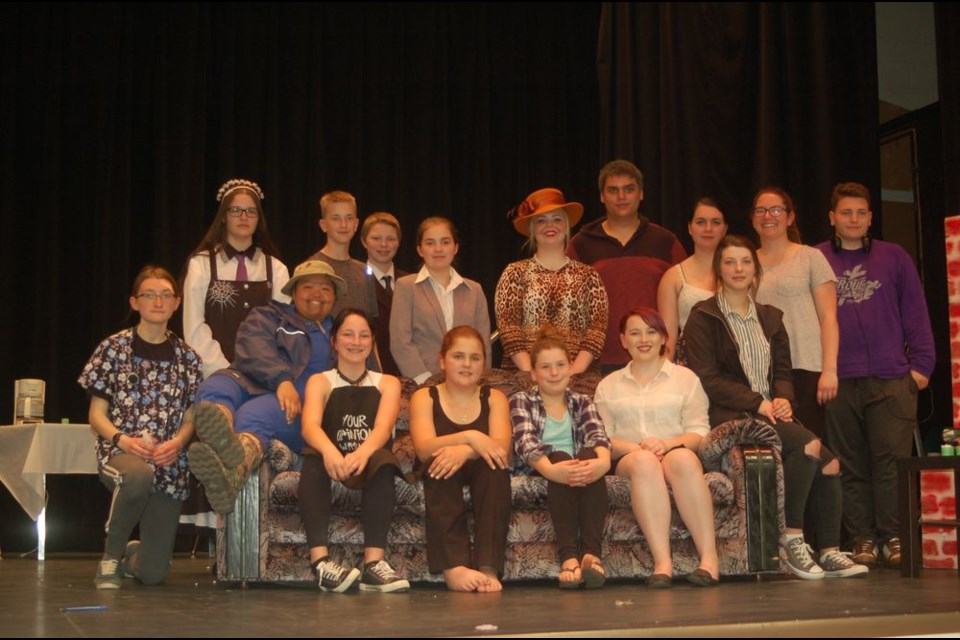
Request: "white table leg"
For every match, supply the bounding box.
[37,474,46,561]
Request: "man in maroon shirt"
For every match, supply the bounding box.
[568,160,686,372]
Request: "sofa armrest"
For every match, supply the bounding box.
[700,417,781,472]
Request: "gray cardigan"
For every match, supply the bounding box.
[389,273,492,379]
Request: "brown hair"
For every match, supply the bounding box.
[439,325,485,363]
[752,186,801,243]
[131,265,179,297]
[189,187,280,260]
[830,182,871,210]
[713,235,763,290]
[529,325,568,367]
[416,216,459,246]
[598,159,644,192]
[361,211,402,242]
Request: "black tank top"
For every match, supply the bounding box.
[429,385,492,437]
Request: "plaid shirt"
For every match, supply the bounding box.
[510,388,611,475]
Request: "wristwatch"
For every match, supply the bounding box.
[112,432,123,448]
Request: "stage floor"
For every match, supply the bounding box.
[1,555,958,637]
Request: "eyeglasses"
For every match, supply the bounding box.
[752,206,788,218]
[137,291,177,302]
[227,206,259,218]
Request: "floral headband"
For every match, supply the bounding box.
[217,179,265,202]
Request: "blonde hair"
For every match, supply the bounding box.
[318,190,357,218]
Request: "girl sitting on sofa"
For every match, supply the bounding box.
[298,308,409,594]
[408,325,512,592]
[511,327,611,589]
[594,307,719,587]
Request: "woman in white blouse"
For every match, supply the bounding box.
[594,307,718,588]
[182,179,290,379]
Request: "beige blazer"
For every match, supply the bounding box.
[389,273,492,379]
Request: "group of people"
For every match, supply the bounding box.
[77,162,935,594]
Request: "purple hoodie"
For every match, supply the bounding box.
[816,239,934,379]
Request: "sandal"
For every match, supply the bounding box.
[581,555,606,590]
[558,560,583,589]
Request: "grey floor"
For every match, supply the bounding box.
[1,555,959,638]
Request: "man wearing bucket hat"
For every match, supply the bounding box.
[568,160,686,373]
[496,188,608,376]
[188,260,346,513]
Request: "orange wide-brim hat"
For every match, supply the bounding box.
[507,187,584,236]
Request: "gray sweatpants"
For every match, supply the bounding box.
[100,454,183,585]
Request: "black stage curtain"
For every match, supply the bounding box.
[938,4,960,215]
[0,2,603,425]
[0,2,603,551]
[0,3,915,551]
[597,2,880,241]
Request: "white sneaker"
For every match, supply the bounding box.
[819,550,869,578]
[780,536,824,580]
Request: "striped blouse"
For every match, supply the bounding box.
[716,291,771,400]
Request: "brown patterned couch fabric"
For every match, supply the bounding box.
[217,370,784,583]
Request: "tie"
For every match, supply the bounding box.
[236,255,248,282]
[382,275,392,291]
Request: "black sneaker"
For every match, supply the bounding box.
[359,559,410,593]
[313,557,360,593]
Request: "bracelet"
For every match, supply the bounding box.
[112,432,123,448]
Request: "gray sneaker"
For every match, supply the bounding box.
[819,550,869,578]
[121,540,140,579]
[780,537,824,580]
[94,558,121,589]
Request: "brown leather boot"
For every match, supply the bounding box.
[188,432,263,514]
[193,401,245,469]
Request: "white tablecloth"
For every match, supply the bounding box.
[0,423,98,519]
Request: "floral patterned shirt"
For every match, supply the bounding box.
[78,329,202,499]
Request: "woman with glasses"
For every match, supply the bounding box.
[750,188,838,440]
[181,179,291,531]
[78,266,203,589]
[183,179,291,379]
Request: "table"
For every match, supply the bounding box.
[0,423,98,559]
[898,455,960,577]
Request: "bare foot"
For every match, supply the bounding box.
[443,566,488,592]
[581,554,605,577]
[559,558,583,586]
[476,567,503,592]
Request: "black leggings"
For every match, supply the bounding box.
[776,420,841,549]
[298,453,397,549]
[545,448,609,562]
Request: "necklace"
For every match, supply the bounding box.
[337,368,368,386]
[441,384,477,422]
[533,255,569,271]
